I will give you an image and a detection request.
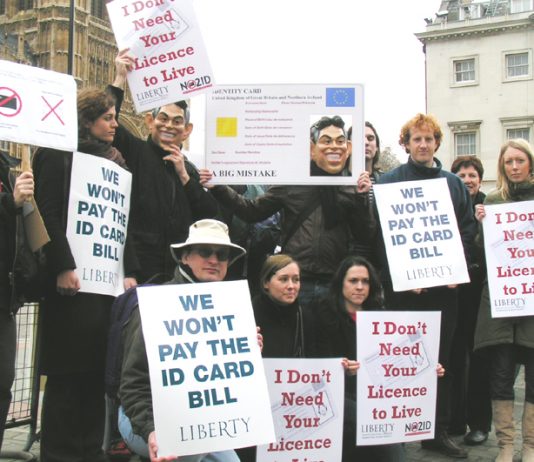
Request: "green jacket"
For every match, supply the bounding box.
[119,267,193,441]
[474,180,534,351]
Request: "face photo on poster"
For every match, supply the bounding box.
[309,114,352,177]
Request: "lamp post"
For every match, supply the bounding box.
[67,0,75,75]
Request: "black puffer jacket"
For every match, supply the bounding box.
[109,85,219,282]
[211,184,374,279]
[0,152,19,315]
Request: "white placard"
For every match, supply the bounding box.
[205,84,364,185]
[137,280,275,457]
[483,200,534,318]
[66,152,132,296]
[374,178,470,291]
[106,0,214,113]
[0,60,77,151]
[257,358,344,462]
[356,311,441,445]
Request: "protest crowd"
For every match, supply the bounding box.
[0,24,534,462]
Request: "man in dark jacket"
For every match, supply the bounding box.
[110,52,218,283]
[119,219,245,461]
[378,114,476,459]
[208,116,374,311]
[0,151,33,450]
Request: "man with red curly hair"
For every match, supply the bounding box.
[377,113,476,459]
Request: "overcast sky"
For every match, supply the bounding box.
[189,0,442,158]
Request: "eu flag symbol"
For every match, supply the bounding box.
[326,88,355,107]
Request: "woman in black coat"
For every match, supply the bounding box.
[33,88,135,462]
[253,254,314,358]
[314,256,406,462]
[238,254,313,462]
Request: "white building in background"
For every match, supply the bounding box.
[416,0,534,186]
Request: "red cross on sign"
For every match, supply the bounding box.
[41,96,65,125]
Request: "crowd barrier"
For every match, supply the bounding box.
[0,304,40,461]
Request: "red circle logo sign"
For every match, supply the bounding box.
[0,87,22,117]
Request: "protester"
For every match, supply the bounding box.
[449,156,492,445]
[474,139,534,462]
[33,87,136,462]
[118,219,246,462]
[348,121,382,265]
[377,113,476,458]
[0,152,34,451]
[110,50,218,283]
[235,254,314,462]
[253,254,315,358]
[204,122,374,312]
[309,116,351,176]
[313,256,408,461]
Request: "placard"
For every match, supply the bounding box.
[356,311,441,445]
[374,178,470,291]
[137,280,275,457]
[205,84,364,185]
[107,0,214,112]
[66,152,132,296]
[257,358,344,462]
[482,200,534,317]
[0,60,77,151]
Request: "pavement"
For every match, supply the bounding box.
[0,370,528,462]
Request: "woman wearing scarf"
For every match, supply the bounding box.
[33,88,137,462]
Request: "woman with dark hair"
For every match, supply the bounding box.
[314,256,405,461]
[253,254,314,358]
[235,254,313,462]
[316,256,445,461]
[474,139,534,462]
[33,87,136,462]
[449,155,491,444]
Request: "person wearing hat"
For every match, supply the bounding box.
[118,219,245,462]
[0,151,34,451]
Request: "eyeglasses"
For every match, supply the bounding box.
[191,246,230,261]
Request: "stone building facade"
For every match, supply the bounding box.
[416,0,534,185]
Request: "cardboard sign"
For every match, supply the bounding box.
[107,0,214,112]
[66,152,132,296]
[205,84,364,185]
[374,178,470,291]
[137,280,275,457]
[0,60,77,151]
[257,358,344,462]
[483,200,534,317]
[356,311,441,445]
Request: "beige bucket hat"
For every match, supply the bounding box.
[170,219,246,265]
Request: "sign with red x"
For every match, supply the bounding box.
[41,96,65,125]
[0,59,77,151]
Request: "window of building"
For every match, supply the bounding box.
[455,132,477,156]
[17,0,33,9]
[507,127,530,141]
[92,1,108,19]
[501,117,534,143]
[510,0,534,13]
[0,0,5,14]
[505,51,530,79]
[449,120,482,157]
[455,59,475,82]
[451,56,478,87]
[459,3,485,20]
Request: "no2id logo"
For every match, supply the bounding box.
[180,76,212,92]
[405,420,432,434]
